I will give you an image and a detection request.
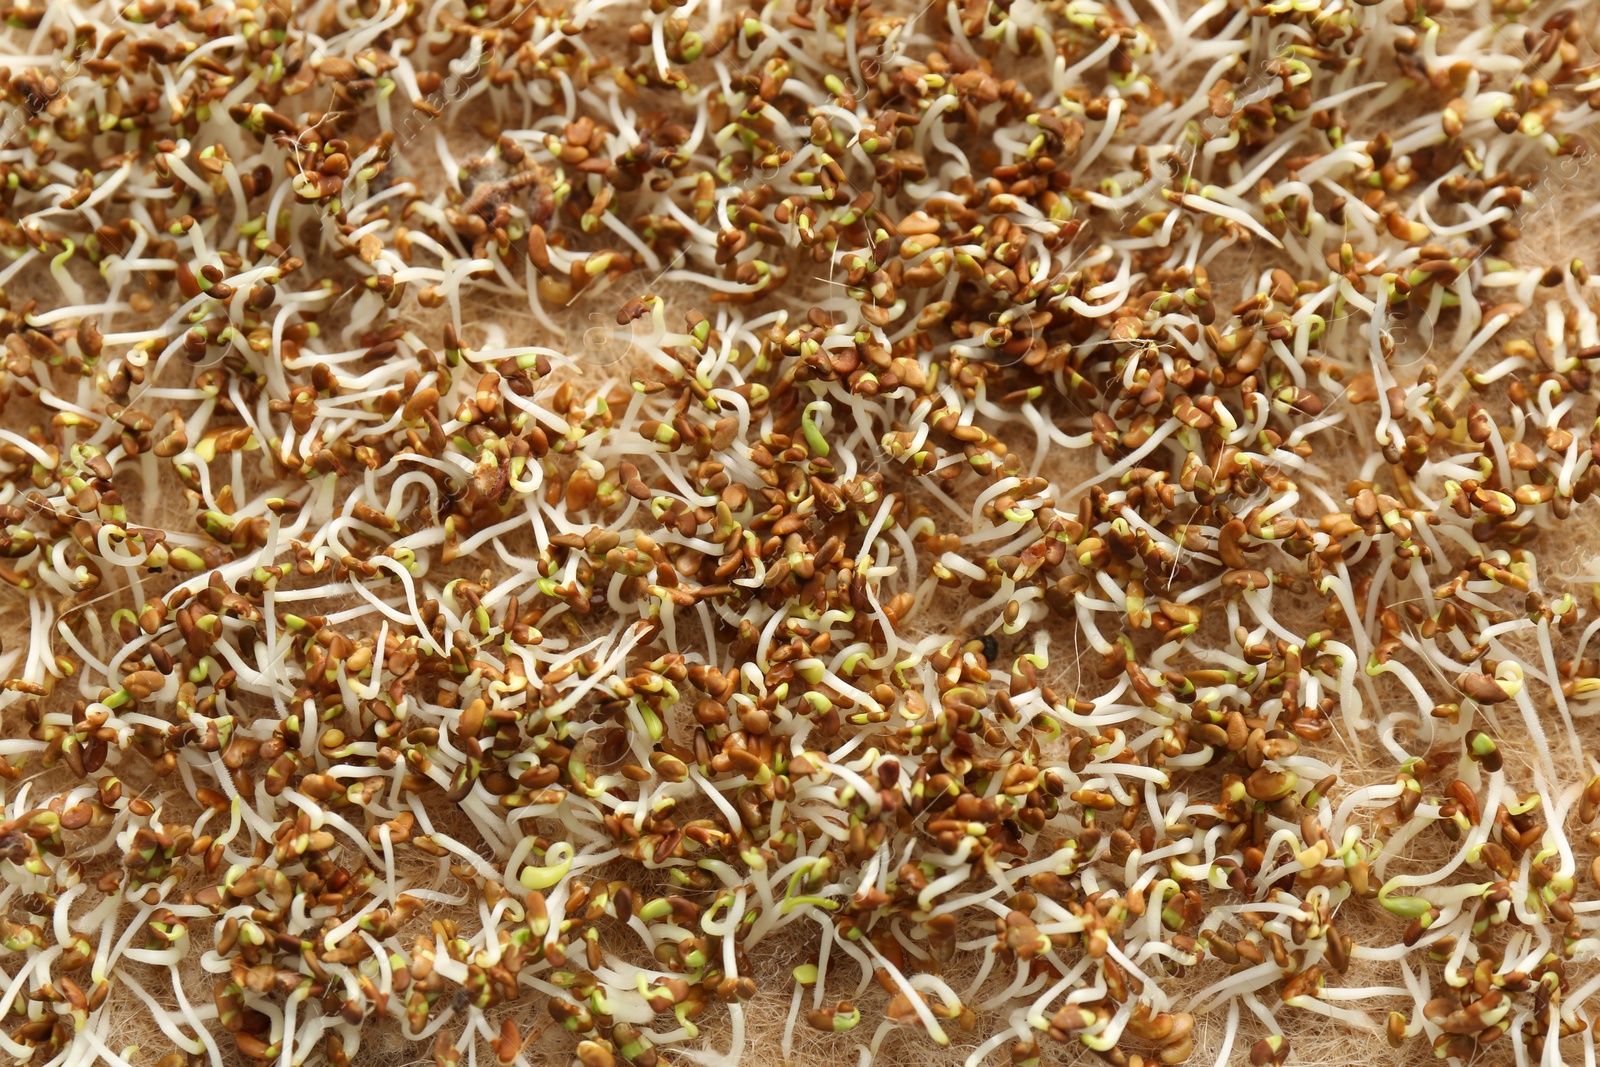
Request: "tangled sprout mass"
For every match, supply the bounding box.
[13,0,1600,1064]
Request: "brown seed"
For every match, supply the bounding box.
[1249,1036,1289,1066]
[1218,519,1248,569]
[1245,768,1297,802]
[1581,776,1600,823]
[402,388,440,422]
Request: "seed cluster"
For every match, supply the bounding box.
[6,0,1600,1065]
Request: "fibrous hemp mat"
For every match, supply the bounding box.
[5,0,1600,1065]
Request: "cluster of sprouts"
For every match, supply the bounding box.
[7,0,1600,1065]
